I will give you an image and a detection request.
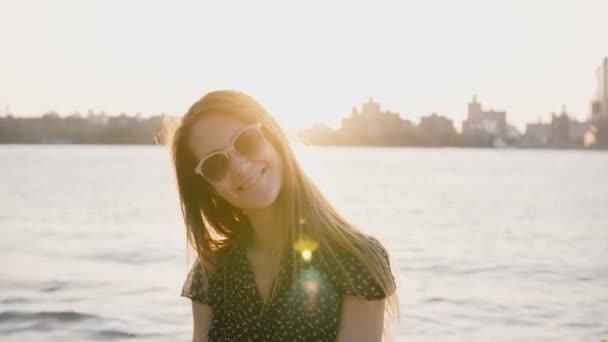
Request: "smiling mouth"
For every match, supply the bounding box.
[237,168,266,191]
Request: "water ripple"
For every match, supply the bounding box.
[0,297,29,304]
[90,329,138,339]
[40,280,70,293]
[82,252,167,264]
[0,310,99,323]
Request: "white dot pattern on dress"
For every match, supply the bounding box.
[181,236,395,341]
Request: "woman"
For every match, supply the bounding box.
[170,90,399,342]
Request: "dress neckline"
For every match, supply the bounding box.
[234,239,295,308]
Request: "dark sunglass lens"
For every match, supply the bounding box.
[201,154,229,181]
[234,128,264,156]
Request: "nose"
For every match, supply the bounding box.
[228,150,255,180]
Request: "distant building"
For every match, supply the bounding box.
[588,57,608,148]
[569,119,589,144]
[462,96,507,138]
[418,113,457,146]
[590,57,608,122]
[340,97,414,145]
[549,107,570,145]
[419,113,455,136]
[523,119,550,147]
[505,125,521,141]
[522,107,585,148]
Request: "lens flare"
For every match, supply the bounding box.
[300,269,323,312]
[302,249,312,261]
[303,278,320,295]
[293,236,319,264]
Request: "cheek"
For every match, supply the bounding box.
[268,152,284,185]
[272,149,284,171]
[262,144,283,167]
[211,182,236,202]
[248,146,283,174]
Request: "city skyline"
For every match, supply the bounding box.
[1,0,607,132]
[0,91,596,134]
[4,92,601,148]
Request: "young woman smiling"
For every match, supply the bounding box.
[170,90,399,342]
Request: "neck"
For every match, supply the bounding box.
[244,203,282,255]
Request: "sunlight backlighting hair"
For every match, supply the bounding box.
[166,89,400,341]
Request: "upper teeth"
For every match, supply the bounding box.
[240,169,264,190]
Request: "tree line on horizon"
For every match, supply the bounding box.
[0,112,174,145]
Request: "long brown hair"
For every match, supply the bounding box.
[167,90,400,341]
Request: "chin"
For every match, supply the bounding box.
[246,194,280,210]
[242,185,282,210]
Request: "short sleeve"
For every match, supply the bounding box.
[335,236,396,300]
[180,257,211,304]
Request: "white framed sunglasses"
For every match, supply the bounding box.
[194,122,266,182]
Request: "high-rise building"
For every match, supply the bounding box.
[591,57,608,122]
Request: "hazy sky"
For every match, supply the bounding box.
[1,0,607,132]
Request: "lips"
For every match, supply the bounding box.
[237,167,266,191]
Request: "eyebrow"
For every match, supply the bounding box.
[197,140,225,159]
[200,124,248,157]
[201,145,224,158]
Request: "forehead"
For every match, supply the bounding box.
[189,114,249,160]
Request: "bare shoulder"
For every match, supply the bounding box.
[191,301,213,342]
[182,245,234,341]
[337,295,385,342]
